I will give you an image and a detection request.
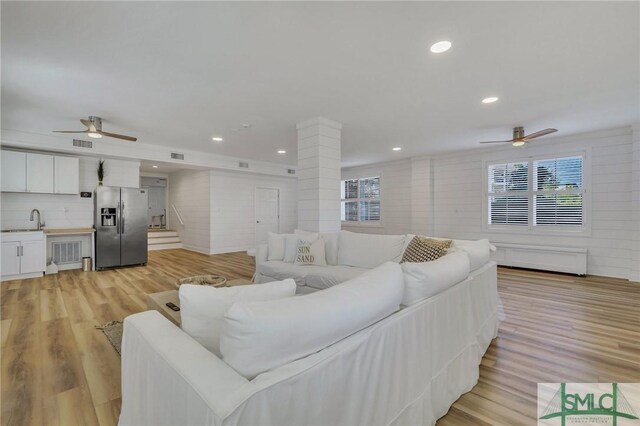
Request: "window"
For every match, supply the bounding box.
[341,176,380,223]
[486,155,585,231]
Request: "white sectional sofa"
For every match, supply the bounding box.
[255,230,494,293]
[119,231,500,426]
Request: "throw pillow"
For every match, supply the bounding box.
[401,236,452,263]
[179,279,296,357]
[294,238,327,266]
[267,232,287,261]
[284,233,317,262]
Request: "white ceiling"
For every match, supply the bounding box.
[2,2,638,167]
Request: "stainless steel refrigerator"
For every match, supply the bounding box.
[95,186,148,269]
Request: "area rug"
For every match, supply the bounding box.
[96,320,123,355]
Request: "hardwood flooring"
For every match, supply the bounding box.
[1,249,639,425]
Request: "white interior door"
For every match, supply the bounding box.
[147,187,167,227]
[255,188,279,244]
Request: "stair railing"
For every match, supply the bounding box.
[171,204,185,226]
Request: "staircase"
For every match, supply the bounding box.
[148,229,183,251]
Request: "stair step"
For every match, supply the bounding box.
[148,231,178,238]
[148,242,183,251]
[148,236,181,245]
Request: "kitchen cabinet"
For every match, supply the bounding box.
[54,156,80,194]
[28,153,55,193]
[0,232,45,281]
[1,151,27,192]
[0,150,79,195]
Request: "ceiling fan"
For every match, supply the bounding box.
[53,116,137,141]
[480,126,557,147]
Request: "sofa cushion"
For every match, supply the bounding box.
[179,279,296,357]
[338,230,406,268]
[452,239,491,271]
[257,261,311,285]
[220,262,404,379]
[267,232,287,261]
[401,251,470,306]
[305,265,369,290]
[401,236,452,263]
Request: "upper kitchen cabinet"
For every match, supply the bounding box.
[0,150,79,194]
[54,156,80,194]
[1,150,27,192]
[27,153,55,193]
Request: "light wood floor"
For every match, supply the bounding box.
[1,250,639,425]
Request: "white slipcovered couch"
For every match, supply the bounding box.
[255,230,494,293]
[119,231,500,426]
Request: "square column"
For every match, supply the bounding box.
[631,124,640,282]
[411,156,434,236]
[296,117,342,233]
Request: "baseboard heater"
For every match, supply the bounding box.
[490,243,587,275]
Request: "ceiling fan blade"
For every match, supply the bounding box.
[98,131,138,142]
[52,130,89,133]
[523,128,557,141]
[479,140,514,144]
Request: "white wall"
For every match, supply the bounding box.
[167,169,211,254]
[210,170,297,254]
[1,155,140,229]
[341,159,413,235]
[430,128,635,280]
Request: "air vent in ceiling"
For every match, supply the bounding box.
[73,139,93,148]
[238,162,249,169]
[171,152,184,160]
[287,169,296,175]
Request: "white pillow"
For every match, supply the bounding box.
[294,238,327,266]
[284,233,317,262]
[401,251,470,306]
[338,230,406,268]
[220,262,404,379]
[267,232,287,261]
[179,279,296,357]
[453,239,491,271]
[295,229,339,265]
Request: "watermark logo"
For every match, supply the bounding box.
[538,383,640,425]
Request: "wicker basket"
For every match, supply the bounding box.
[176,274,227,289]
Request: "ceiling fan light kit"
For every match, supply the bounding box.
[53,115,137,141]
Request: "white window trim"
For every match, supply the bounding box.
[482,150,591,237]
[341,175,382,226]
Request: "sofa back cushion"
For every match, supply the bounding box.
[338,230,407,268]
[179,279,296,357]
[452,239,491,271]
[220,262,404,379]
[401,251,470,306]
[267,232,287,261]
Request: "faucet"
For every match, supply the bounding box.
[30,209,45,230]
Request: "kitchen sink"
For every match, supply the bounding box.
[1,229,43,233]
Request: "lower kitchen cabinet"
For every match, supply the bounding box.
[0,231,45,281]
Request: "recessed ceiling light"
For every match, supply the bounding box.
[152,165,158,168]
[482,97,499,104]
[87,132,102,138]
[392,147,402,151]
[212,137,223,142]
[430,40,452,53]
[277,150,286,154]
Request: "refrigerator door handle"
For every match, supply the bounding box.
[121,201,125,234]
[116,201,120,234]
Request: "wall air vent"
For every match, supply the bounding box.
[171,152,185,160]
[287,169,296,175]
[238,162,249,169]
[52,241,82,265]
[73,139,93,148]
